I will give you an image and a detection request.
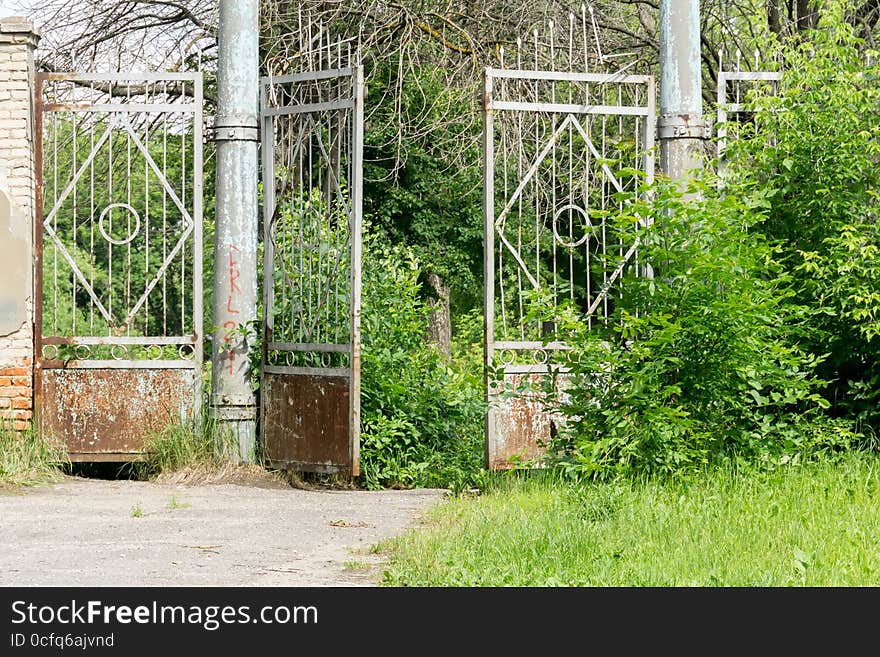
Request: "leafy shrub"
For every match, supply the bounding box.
[544,175,856,480]
[359,234,485,491]
[723,18,880,433]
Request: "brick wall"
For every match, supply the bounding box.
[0,17,39,432]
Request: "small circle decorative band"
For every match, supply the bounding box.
[553,204,594,249]
[98,203,141,246]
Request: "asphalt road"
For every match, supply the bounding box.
[0,476,446,586]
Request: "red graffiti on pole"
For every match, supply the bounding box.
[224,245,242,375]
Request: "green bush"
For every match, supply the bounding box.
[723,18,880,433]
[359,235,486,492]
[544,175,856,480]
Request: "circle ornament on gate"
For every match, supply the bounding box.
[552,203,595,249]
[98,203,141,246]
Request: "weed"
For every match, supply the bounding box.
[167,496,190,509]
[128,415,239,480]
[0,421,68,487]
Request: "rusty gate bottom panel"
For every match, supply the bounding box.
[487,372,569,470]
[39,368,196,459]
[262,372,354,475]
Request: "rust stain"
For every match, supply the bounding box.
[488,372,568,470]
[39,369,195,458]
[262,372,353,474]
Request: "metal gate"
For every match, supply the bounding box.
[259,54,364,475]
[483,59,655,469]
[34,72,204,461]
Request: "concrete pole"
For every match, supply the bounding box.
[210,0,260,462]
[658,0,708,182]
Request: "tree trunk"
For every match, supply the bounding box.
[425,271,451,356]
[852,0,880,43]
[767,0,782,35]
[796,0,818,32]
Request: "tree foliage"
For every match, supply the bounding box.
[724,9,880,431]
[545,175,855,480]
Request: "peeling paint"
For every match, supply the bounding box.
[488,372,569,470]
[0,185,31,335]
[659,0,702,116]
[40,369,196,459]
[262,372,353,475]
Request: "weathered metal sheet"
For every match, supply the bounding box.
[261,372,354,475]
[39,368,196,459]
[487,373,568,470]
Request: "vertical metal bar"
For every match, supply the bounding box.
[601,109,608,320]
[107,104,113,330]
[641,75,657,279]
[568,13,575,304]
[162,92,168,335]
[645,76,656,188]
[260,78,275,415]
[192,73,204,422]
[617,82,624,300]
[181,89,187,336]
[126,84,133,332]
[349,64,364,477]
[52,107,57,335]
[33,73,45,433]
[533,30,540,302]
[549,21,557,314]
[498,47,507,339]
[307,110,314,343]
[716,51,728,172]
[482,68,495,469]
[143,84,150,335]
[334,53,344,345]
[89,91,95,333]
[516,39,524,341]
[71,110,78,336]
[296,112,304,345]
[581,3,589,73]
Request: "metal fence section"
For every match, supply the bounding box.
[483,21,655,470]
[34,72,204,460]
[260,43,363,476]
[716,51,780,162]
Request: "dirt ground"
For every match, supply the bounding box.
[0,473,446,587]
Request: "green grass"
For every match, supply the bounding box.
[0,422,68,487]
[379,453,880,586]
[130,502,144,518]
[129,416,240,480]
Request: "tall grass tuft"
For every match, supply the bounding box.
[129,416,281,486]
[0,421,68,487]
[131,415,229,480]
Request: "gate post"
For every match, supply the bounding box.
[0,17,39,432]
[211,0,259,462]
[658,0,708,182]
